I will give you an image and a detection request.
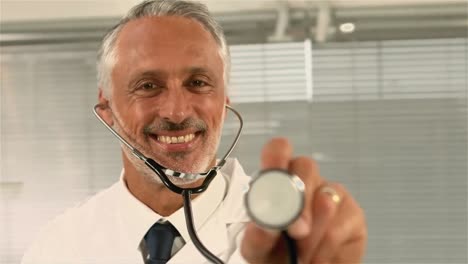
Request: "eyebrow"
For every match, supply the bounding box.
[127,70,165,88]
[128,66,215,86]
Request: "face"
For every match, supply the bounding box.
[103,16,227,179]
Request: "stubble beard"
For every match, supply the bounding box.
[111,108,222,186]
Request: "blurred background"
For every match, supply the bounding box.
[1,0,467,263]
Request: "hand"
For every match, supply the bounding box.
[240,138,367,264]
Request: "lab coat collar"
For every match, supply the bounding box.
[116,165,227,251]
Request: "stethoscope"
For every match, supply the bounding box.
[93,103,304,264]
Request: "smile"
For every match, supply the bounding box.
[156,133,195,144]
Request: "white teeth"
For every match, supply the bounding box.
[157,133,196,144]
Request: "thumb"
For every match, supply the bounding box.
[261,137,292,170]
[240,138,293,263]
[240,223,282,263]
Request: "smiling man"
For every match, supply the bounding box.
[22,1,367,264]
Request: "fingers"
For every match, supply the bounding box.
[240,222,283,264]
[241,138,293,264]
[287,157,323,239]
[245,137,367,263]
[261,137,292,170]
[332,239,367,264]
[312,187,367,263]
[291,182,342,263]
[307,184,343,256]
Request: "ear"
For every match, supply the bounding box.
[97,88,114,126]
[223,96,231,120]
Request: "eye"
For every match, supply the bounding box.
[132,80,164,97]
[189,79,207,87]
[141,82,157,90]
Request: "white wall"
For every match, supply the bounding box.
[1,0,465,23]
[0,0,276,22]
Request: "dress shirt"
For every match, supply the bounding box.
[21,158,252,264]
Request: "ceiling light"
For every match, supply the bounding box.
[339,22,355,33]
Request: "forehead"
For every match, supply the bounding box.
[114,16,223,72]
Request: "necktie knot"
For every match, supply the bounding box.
[144,222,181,264]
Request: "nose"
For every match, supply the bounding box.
[157,86,193,124]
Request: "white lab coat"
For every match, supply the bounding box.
[22,158,251,264]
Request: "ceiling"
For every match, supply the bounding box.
[1,0,467,45]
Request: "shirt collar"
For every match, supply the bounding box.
[115,167,227,250]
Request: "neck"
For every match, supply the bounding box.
[122,152,205,216]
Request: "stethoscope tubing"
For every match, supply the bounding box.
[93,103,298,264]
[182,190,224,264]
[92,104,243,193]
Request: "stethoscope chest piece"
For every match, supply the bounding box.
[245,169,305,230]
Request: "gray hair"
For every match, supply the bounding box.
[97,0,230,97]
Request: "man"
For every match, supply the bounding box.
[22,0,367,263]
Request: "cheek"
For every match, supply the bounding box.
[198,97,225,123]
[113,97,153,134]
[132,103,159,130]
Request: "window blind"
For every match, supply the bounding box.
[224,38,468,263]
[229,40,313,102]
[1,38,467,264]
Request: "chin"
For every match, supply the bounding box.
[125,149,211,186]
[143,170,199,186]
[159,153,215,174]
[167,176,200,186]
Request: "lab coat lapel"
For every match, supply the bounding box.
[168,210,228,263]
